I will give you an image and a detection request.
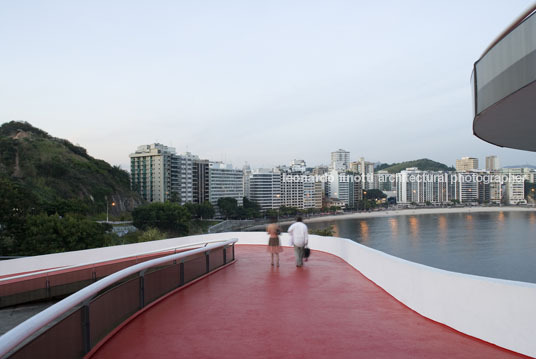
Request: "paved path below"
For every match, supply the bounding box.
[0,300,56,336]
[89,245,527,359]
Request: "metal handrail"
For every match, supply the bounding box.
[0,238,231,283]
[0,238,238,358]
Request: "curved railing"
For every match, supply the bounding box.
[0,238,237,358]
[0,239,234,308]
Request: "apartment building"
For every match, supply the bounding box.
[456,157,479,172]
[208,162,244,207]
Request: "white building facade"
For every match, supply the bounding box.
[208,162,244,207]
[247,169,282,210]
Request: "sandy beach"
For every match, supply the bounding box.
[274,206,536,226]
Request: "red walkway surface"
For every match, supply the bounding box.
[89,245,526,359]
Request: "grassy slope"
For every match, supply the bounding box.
[0,121,141,213]
[378,158,455,174]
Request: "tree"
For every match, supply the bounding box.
[217,197,238,219]
[186,201,216,219]
[363,189,387,200]
[168,192,181,203]
[242,197,261,219]
[279,206,298,217]
[16,214,112,255]
[265,209,279,219]
[132,202,190,236]
[198,201,215,219]
[0,177,36,254]
[137,228,167,242]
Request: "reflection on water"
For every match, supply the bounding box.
[438,215,447,244]
[388,218,398,239]
[496,212,505,231]
[408,216,419,240]
[464,214,474,241]
[301,211,536,283]
[359,221,369,241]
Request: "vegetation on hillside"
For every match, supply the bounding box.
[376,158,455,173]
[0,121,141,216]
[0,121,144,255]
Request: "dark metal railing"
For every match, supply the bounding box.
[0,239,237,359]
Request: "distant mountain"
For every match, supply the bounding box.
[376,159,455,173]
[503,164,536,169]
[0,121,141,215]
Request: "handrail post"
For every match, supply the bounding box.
[205,251,210,273]
[179,260,185,286]
[223,245,227,265]
[139,270,146,309]
[45,276,51,299]
[232,243,235,261]
[81,300,91,355]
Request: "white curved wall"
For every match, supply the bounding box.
[232,232,536,358]
[3,231,536,357]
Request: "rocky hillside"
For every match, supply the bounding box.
[0,121,141,215]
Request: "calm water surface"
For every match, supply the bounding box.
[285,211,536,283]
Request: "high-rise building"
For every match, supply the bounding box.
[501,168,526,205]
[396,168,455,204]
[129,143,176,203]
[304,180,323,209]
[376,170,393,191]
[208,162,244,207]
[242,163,252,199]
[278,161,323,210]
[130,144,207,205]
[247,169,282,210]
[456,157,479,172]
[350,157,375,189]
[281,176,304,209]
[330,149,350,170]
[327,169,350,205]
[348,175,363,209]
[489,174,503,204]
[485,156,500,171]
[193,159,210,204]
[454,172,479,203]
[175,152,198,204]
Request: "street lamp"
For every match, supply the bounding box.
[106,196,116,223]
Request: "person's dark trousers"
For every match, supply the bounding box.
[294,246,304,266]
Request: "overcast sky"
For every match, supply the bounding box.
[1,1,534,170]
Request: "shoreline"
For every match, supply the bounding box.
[273,206,536,227]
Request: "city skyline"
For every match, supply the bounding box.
[129,141,530,172]
[1,1,535,170]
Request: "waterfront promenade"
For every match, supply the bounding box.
[88,245,525,359]
[295,206,536,225]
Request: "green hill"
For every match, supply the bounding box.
[376,158,455,174]
[0,121,141,216]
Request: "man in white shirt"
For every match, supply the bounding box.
[288,216,308,267]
